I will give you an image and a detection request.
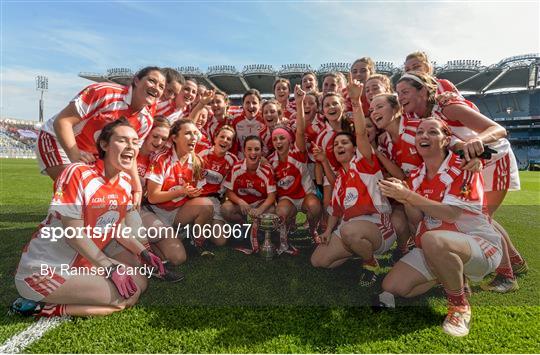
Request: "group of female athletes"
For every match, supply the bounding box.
[12,51,528,337]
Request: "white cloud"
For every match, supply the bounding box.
[1,67,90,121]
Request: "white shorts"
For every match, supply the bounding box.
[148,205,179,227]
[334,213,397,255]
[279,196,304,212]
[400,234,502,282]
[208,197,225,222]
[483,151,520,192]
[36,131,71,174]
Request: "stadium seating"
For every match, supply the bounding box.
[0,119,38,158]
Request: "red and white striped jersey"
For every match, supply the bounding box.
[207,115,233,141]
[231,112,266,159]
[156,99,190,123]
[17,160,133,281]
[145,149,204,210]
[328,149,391,221]
[377,116,423,177]
[316,122,342,172]
[268,144,315,199]
[407,153,500,249]
[223,160,276,204]
[200,147,239,196]
[41,83,154,155]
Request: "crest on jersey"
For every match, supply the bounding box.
[460,183,471,198]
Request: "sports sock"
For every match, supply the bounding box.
[444,287,469,307]
[38,303,66,318]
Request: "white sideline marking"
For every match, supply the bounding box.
[0,316,69,354]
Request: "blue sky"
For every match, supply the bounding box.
[1,0,539,120]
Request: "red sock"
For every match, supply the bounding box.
[444,287,469,307]
[509,254,524,265]
[38,303,66,318]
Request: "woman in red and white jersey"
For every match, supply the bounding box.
[260,99,290,157]
[199,125,239,245]
[222,136,276,223]
[379,117,503,337]
[313,91,354,227]
[273,78,296,120]
[136,116,171,188]
[404,51,478,111]
[301,71,320,94]
[14,119,165,318]
[231,89,265,159]
[208,91,233,141]
[36,67,165,186]
[145,119,214,262]
[160,68,184,101]
[193,105,213,153]
[364,74,392,106]
[396,71,526,291]
[311,79,396,288]
[156,79,198,124]
[268,86,322,246]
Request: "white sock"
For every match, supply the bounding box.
[379,291,396,308]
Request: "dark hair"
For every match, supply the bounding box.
[242,89,262,103]
[96,117,134,159]
[301,71,320,92]
[132,66,164,88]
[243,135,263,150]
[334,131,357,147]
[162,67,185,86]
[396,71,438,107]
[321,92,354,133]
[152,115,171,130]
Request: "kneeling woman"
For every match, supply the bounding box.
[311,79,396,287]
[378,117,503,337]
[13,119,164,318]
[221,136,276,252]
[145,119,214,258]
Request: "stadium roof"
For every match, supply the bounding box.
[79,53,540,96]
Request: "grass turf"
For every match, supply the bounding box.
[0,158,538,353]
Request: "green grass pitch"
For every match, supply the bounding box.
[0,158,538,353]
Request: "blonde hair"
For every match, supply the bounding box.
[366,74,392,94]
[351,57,376,75]
[405,51,433,75]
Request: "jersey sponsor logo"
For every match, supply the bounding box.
[205,170,224,184]
[238,188,262,197]
[95,210,120,229]
[278,175,295,189]
[343,187,359,208]
[91,196,106,204]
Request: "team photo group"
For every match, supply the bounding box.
[12,51,529,338]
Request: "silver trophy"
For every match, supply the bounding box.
[255,213,281,260]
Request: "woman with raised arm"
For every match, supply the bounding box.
[268,85,322,249]
[145,119,214,259]
[396,71,526,292]
[13,119,165,318]
[311,77,396,287]
[378,117,503,337]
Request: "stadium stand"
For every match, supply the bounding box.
[0,119,39,158]
[4,54,540,167]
